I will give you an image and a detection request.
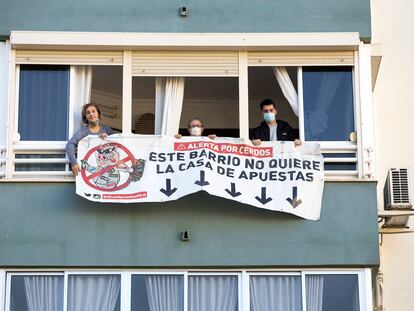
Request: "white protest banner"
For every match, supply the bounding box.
[76,135,324,220]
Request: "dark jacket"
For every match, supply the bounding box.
[249,120,296,142]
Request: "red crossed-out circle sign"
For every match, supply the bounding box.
[81,142,136,192]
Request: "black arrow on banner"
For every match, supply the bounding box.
[160,178,177,197]
[225,183,241,198]
[255,187,272,205]
[195,170,210,186]
[286,186,302,208]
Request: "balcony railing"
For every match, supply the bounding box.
[0,140,361,181]
[10,142,72,179]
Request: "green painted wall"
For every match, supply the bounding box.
[0,181,378,267]
[0,0,371,39]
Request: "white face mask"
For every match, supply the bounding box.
[190,127,202,136]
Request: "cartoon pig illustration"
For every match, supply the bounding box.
[81,143,145,190]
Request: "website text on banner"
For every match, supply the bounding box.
[76,136,324,220]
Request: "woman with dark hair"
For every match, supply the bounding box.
[66,103,114,176]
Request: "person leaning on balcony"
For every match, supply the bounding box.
[250,98,301,146]
[175,118,217,139]
[66,103,114,176]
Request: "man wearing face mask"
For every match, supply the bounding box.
[175,118,217,139]
[250,99,301,147]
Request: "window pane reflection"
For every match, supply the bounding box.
[18,65,69,141]
[10,275,64,311]
[131,275,183,311]
[306,274,359,311]
[303,67,354,141]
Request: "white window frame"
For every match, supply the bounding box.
[5,272,65,311]
[3,32,375,181]
[9,64,72,179]
[3,268,372,311]
[8,62,125,180]
[246,63,360,179]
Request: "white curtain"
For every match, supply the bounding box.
[306,72,342,138]
[24,276,63,311]
[306,275,324,311]
[73,66,93,132]
[272,67,299,116]
[250,276,301,311]
[67,275,120,311]
[155,77,185,136]
[188,276,238,311]
[145,275,183,311]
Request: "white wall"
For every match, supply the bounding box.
[371,0,414,309]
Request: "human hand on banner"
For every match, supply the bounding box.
[71,163,80,176]
[294,139,302,147]
[175,134,182,139]
[208,134,217,140]
[99,133,108,140]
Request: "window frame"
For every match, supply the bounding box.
[3,37,375,181]
[4,268,372,311]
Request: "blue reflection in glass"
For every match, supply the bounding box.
[18,65,69,141]
[303,67,354,141]
[131,275,184,311]
[306,274,359,311]
[11,276,64,311]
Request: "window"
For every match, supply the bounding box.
[6,270,369,311]
[18,65,69,141]
[247,65,357,175]
[131,274,183,311]
[180,77,239,138]
[250,275,302,311]
[303,67,355,142]
[248,66,299,139]
[10,275,64,311]
[131,77,239,137]
[8,273,121,311]
[132,77,156,134]
[68,274,121,311]
[188,275,238,311]
[4,47,371,180]
[11,64,122,178]
[305,274,360,311]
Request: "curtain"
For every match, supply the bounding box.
[306,275,324,311]
[305,72,342,138]
[155,77,185,136]
[250,275,302,311]
[144,275,183,311]
[24,276,63,311]
[188,276,238,311]
[67,275,120,311]
[272,67,299,116]
[73,65,93,132]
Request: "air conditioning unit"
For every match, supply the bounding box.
[383,168,413,227]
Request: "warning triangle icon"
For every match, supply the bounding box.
[177,144,186,150]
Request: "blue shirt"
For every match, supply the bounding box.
[65,124,114,165]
